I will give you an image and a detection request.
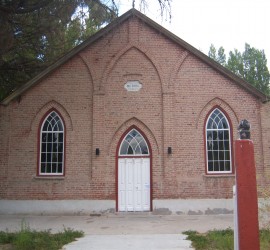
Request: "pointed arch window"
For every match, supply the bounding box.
[119,129,149,156]
[206,108,232,174]
[39,111,65,175]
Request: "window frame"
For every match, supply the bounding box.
[38,109,65,176]
[205,107,233,175]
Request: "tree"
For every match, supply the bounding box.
[209,43,270,95]
[0,0,172,101]
[208,44,226,66]
[0,0,118,101]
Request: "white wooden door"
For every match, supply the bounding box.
[118,158,150,212]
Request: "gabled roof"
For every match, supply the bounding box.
[1,8,268,105]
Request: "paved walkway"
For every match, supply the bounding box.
[0,213,234,250]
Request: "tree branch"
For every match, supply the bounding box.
[0,0,53,14]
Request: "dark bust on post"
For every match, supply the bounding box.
[238,119,251,140]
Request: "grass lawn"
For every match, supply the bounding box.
[184,228,270,250]
[0,226,84,250]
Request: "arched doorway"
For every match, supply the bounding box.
[117,128,151,212]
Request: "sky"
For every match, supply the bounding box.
[118,0,270,66]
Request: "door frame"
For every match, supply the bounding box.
[115,125,153,212]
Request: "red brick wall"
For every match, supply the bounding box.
[0,16,267,200]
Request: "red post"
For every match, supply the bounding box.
[235,139,260,250]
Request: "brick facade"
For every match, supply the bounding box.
[0,10,269,209]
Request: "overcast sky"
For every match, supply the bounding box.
[118,0,270,66]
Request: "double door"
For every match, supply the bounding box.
[118,158,150,212]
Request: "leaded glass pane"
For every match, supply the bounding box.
[135,145,141,154]
[119,129,149,156]
[218,141,224,150]
[120,141,129,155]
[140,141,148,155]
[42,134,47,142]
[126,135,133,142]
[58,164,63,173]
[214,161,219,171]
[225,161,230,171]
[41,143,46,152]
[135,134,143,143]
[46,142,51,152]
[47,133,52,142]
[58,152,63,162]
[43,120,50,131]
[208,161,213,171]
[213,151,218,161]
[213,141,218,151]
[127,146,133,154]
[219,161,225,171]
[52,163,57,173]
[46,164,51,173]
[222,120,228,129]
[41,152,46,162]
[225,150,230,161]
[218,131,224,140]
[130,138,137,151]
[224,131,229,140]
[53,133,58,142]
[208,151,213,161]
[41,163,45,173]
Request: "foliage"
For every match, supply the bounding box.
[208,43,270,95]
[183,230,209,249]
[0,0,118,101]
[0,0,172,101]
[208,44,226,66]
[260,229,270,250]
[258,176,270,229]
[184,229,233,250]
[184,228,270,250]
[133,0,172,20]
[0,231,16,244]
[0,223,84,250]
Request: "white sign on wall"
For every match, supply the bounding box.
[124,80,142,92]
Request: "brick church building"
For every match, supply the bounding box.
[1,9,270,214]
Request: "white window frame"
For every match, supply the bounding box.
[205,108,232,174]
[39,111,65,176]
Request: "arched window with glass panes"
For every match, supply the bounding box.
[205,108,232,174]
[119,129,149,156]
[39,111,65,175]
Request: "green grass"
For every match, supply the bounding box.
[0,223,84,250]
[184,228,270,250]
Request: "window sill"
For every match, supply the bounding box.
[203,174,235,178]
[33,176,65,180]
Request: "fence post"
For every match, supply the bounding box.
[233,185,239,250]
[235,120,260,250]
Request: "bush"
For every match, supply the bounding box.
[0,220,84,250]
[184,228,270,250]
